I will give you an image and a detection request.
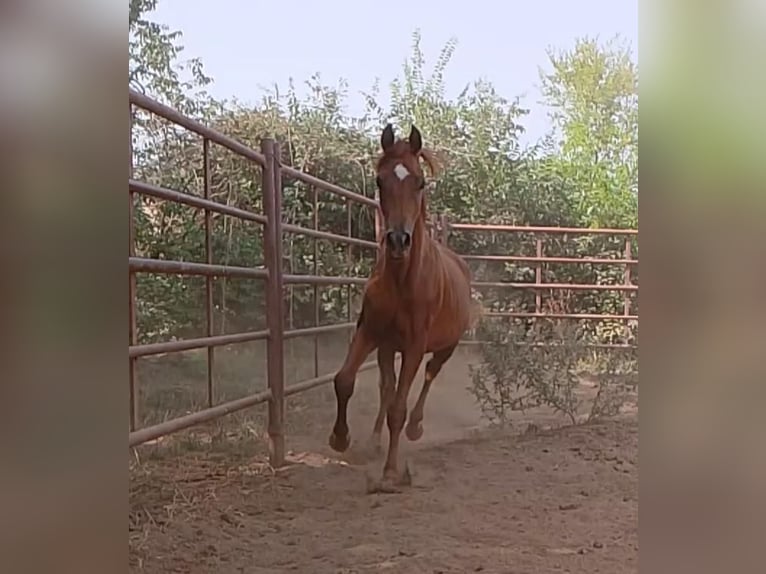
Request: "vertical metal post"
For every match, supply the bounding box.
[128,103,138,432]
[312,185,319,378]
[288,247,294,332]
[535,239,543,315]
[261,138,285,467]
[623,237,632,343]
[439,213,450,245]
[274,143,286,401]
[346,198,353,343]
[203,138,215,407]
[287,190,294,336]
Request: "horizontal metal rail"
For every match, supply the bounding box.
[459,340,636,349]
[284,322,355,340]
[129,330,270,359]
[128,388,273,447]
[128,324,362,362]
[129,257,268,279]
[281,222,377,249]
[130,179,267,224]
[461,254,638,265]
[128,359,379,447]
[280,165,378,208]
[484,312,639,320]
[130,89,267,167]
[283,273,368,286]
[450,223,638,235]
[474,281,638,291]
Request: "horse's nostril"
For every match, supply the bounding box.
[385,230,411,251]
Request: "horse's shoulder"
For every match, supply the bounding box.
[363,273,400,311]
[363,274,383,299]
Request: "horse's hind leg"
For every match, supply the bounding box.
[405,344,457,441]
[369,344,396,453]
[329,326,376,453]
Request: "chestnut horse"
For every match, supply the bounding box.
[329,123,476,490]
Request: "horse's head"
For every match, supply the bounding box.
[375,123,437,259]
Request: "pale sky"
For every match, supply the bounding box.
[150,0,637,146]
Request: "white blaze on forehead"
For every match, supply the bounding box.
[393,163,410,181]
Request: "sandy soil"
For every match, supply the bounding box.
[129,349,637,574]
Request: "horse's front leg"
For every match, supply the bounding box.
[329,325,377,453]
[369,343,396,454]
[380,336,426,488]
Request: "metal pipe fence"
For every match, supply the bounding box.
[128,90,377,463]
[128,89,638,463]
[439,220,638,348]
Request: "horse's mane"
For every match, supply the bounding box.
[417,147,441,179]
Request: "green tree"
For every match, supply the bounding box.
[540,36,638,228]
[129,0,213,113]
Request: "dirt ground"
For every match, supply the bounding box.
[129,348,637,574]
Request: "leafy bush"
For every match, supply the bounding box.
[469,298,637,426]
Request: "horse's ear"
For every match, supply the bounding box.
[381,124,395,152]
[409,124,423,154]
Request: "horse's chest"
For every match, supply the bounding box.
[366,298,418,338]
[392,307,416,335]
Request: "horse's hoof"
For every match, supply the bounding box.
[405,421,424,441]
[329,431,350,452]
[366,470,408,494]
[366,476,401,494]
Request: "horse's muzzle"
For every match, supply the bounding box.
[385,229,412,258]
